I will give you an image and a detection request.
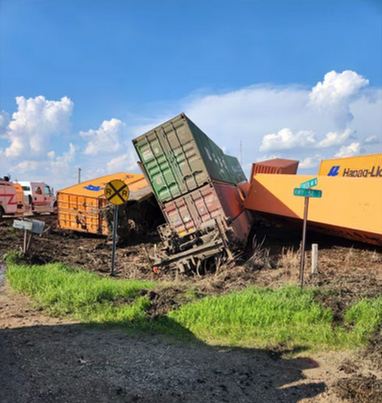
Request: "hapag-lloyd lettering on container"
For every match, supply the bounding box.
[343,166,382,178]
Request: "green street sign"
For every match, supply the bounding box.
[300,178,318,189]
[294,188,322,198]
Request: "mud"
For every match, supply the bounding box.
[334,374,382,403]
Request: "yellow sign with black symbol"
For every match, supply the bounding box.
[104,180,130,205]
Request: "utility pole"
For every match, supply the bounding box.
[78,168,81,184]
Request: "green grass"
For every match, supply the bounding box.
[167,287,382,349]
[5,253,382,350]
[5,254,155,324]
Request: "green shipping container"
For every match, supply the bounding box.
[132,113,238,202]
[225,155,247,184]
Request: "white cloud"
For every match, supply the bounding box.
[2,70,381,189]
[3,96,73,158]
[45,143,79,189]
[260,128,355,152]
[106,152,136,173]
[335,142,363,158]
[309,70,369,127]
[299,156,322,169]
[130,71,380,178]
[0,111,10,135]
[10,160,41,173]
[317,128,354,148]
[80,118,124,155]
[260,128,316,152]
[364,135,380,144]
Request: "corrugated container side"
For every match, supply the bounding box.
[132,113,236,203]
[57,173,149,235]
[225,155,247,184]
[187,118,234,185]
[318,153,382,178]
[133,115,206,202]
[162,181,249,241]
[250,159,299,179]
[244,174,382,246]
[57,192,108,235]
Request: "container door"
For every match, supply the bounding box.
[134,132,184,202]
[164,195,200,236]
[163,184,225,235]
[134,114,212,202]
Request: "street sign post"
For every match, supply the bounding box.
[104,180,130,276]
[293,178,322,289]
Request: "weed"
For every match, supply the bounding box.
[3,250,24,263]
[244,238,273,270]
[370,251,381,264]
[344,247,354,270]
[279,246,300,278]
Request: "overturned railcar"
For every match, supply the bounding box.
[57,172,161,243]
[133,113,252,272]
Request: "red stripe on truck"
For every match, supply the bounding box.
[1,193,17,205]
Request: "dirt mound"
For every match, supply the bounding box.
[334,374,382,403]
[141,289,179,317]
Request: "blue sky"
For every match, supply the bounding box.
[0,0,381,189]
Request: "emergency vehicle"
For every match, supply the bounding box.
[18,181,56,214]
[0,177,24,218]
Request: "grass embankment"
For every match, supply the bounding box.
[5,254,382,350]
[169,288,382,349]
[5,254,155,324]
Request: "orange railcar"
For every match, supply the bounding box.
[57,173,151,235]
[318,153,382,178]
[244,173,382,246]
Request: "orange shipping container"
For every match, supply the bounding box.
[244,174,382,246]
[57,172,151,235]
[318,153,382,178]
[250,159,299,177]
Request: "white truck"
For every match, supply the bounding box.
[18,181,57,214]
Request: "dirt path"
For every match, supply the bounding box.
[1,278,381,403]
[0,280,326,403]
[1,217,382,402]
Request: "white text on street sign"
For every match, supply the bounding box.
[294,188,322,198]
[300,178,318,189]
